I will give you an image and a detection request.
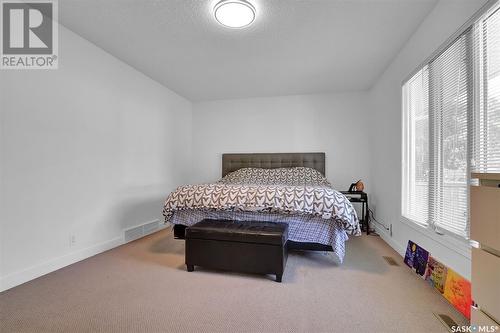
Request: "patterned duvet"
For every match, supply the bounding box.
[163,167,360,263]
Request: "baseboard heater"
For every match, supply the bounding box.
[124,219,161,243]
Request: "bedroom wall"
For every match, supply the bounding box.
[0,24,192,291]
[367,0,489,279]
[191,92,371,192]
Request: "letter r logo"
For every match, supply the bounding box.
[2,2,53,54]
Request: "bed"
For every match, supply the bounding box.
[163,153,360,263]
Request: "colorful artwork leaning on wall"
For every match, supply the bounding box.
[413,244,429,276]
[403,240,472,320]
[403,240,416,268]
[424,256,448,293]
[443,269,472,320]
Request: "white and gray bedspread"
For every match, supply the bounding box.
[163,167,360,263]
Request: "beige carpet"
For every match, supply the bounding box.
[0,229,467,333]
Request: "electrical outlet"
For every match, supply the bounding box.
[69,234,76,247]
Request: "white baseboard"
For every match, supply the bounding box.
[0,223,168,292]
[0,236,124,292]
[374,224,406,257]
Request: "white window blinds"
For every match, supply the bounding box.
[474,6,500,173]
[428,31,472,238]
[402,2,500,239]
[402,68,429,226]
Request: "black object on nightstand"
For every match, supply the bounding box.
[340,191,369,235]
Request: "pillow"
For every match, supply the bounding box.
[219,167,331,187]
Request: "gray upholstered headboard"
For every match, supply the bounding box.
[222,153,326,177]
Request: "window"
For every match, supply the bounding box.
[402,3,500,240]
[402,68,429,226]
[428,31,471,238]
[474,6,500,173]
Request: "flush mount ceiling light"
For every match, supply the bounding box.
[214,0,256,29]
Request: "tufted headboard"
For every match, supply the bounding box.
[222,153,326,177]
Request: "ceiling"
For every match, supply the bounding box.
[59,0,438,101]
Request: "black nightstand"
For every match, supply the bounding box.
[340,191,369,235]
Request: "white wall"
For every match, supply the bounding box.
[367,0,489,279]
[192,93,371,192]
[0,25,192,291]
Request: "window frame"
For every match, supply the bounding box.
[401,63,472,247]
[400,0,500,254]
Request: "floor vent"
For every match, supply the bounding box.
[434,313,458,332]
[382,256,400,266]
[124,220,160,243]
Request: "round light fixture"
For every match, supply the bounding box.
[214,0,256,29]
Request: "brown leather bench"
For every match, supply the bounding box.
[185,219,288,282]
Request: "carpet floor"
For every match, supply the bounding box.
[0,228,467,333]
